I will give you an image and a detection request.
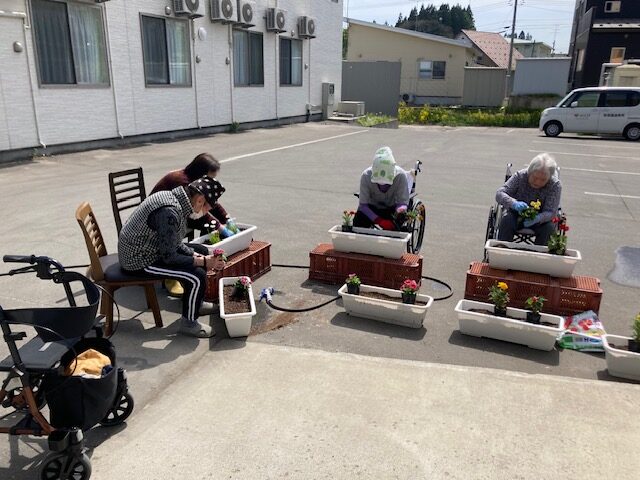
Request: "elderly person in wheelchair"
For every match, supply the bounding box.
[354,146,411,231]
[495,153,561,245]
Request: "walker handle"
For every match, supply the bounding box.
[3,255,36,264]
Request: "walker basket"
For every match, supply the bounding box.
[42,337,118,431]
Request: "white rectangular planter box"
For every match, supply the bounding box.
[455,299,564,351]
[329,225,410,259]
[339,284,433,328]
[218,277,256,338]
[603,334,640,381]
[193,223,257,257]
[485,239,581,278]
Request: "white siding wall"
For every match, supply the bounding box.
[512,58,572,96]
[0,0,343,152]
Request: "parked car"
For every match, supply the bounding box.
[539,87,640,141]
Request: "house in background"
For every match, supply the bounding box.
[512,39,553,58]
[457,29,523,70]
[0,0,343,161]
[345,19,472,106]
[568,0,640,88]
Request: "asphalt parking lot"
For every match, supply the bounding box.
[0,122,639,477]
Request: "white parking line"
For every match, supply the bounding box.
[221,130,369,163]
[585,192,640,200]
[562,167,640,176]
[528,149,639,160]
[532,140,640,150]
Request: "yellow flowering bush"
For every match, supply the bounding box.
[488,282,510,310]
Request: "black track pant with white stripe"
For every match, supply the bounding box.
[142,244,209,324]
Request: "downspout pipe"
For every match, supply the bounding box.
[103,4,124,139]
[2,9,45,148]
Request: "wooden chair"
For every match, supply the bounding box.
[75,202,162,335]
[109,167,147,234]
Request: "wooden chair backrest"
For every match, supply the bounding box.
[108,167,146,234]
[75,202,108,282]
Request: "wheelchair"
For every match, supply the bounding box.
[0,255,133,480]
[354,160,426,254]
[485,163,562,260]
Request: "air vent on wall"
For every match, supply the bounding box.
[266,8,286,33]
[298,16,316,38]
[211,0,236,23]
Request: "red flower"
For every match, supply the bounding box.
[552,217,560,224]
[559,224,569,232]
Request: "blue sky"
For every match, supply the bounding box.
[344,0,576,54]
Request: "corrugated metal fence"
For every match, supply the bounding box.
[342,61,401,116]
[462,67,506,107]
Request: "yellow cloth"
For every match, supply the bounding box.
[65,349,111,377]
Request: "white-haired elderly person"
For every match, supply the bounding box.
[354,146,410,230]
[496,153,561,245]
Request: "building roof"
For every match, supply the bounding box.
[346,18,471,49]
[460,29,523,69]
[512,39,552,49]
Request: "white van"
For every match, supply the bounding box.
[539,87,640,141]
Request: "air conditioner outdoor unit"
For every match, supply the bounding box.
[236,0,255,28]
[298,16,316,39]
[211,0,236,23]
[173,0,205,18]
[266,8,286,33]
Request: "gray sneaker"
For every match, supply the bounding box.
[178,318,215,338]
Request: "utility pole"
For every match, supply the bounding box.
[505,0,519,99]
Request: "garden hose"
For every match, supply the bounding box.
[262,264,455,312]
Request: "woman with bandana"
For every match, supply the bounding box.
[354,146,410,230]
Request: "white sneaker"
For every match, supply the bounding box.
[199,301,216,315]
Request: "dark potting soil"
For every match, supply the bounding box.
[468,308,556,327]
[609,343,629,351]
[360,291,429,306]
[222,286,251,314]
[493,243,566,256]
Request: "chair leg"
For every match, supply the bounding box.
[103,286,115,336]
[144,283,163,329]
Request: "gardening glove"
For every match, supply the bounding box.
[512,201,528,213]
[219,227,235,239]
[375,218,395,230]
[523,215,540,228]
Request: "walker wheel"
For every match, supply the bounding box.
[40,452,91,480]
[99,392,134,427]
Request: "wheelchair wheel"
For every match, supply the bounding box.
[407,201,426,254]
[485,205,497,243]
[100,392,134,427]
[40,452,91,480]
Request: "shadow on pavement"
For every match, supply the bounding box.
[596,369,640,385]
[330,312,427,341]
[447,330,560,366]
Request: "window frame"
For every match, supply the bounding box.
[418,60,446,80]
[280,37,303,87]
[140,13,193,88]
[30,0,110,89]
[233,29,264,87]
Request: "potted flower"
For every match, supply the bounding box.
[345,274,361,295]
[488,282,509,317]
[218,276,256,338]
[212,248,227,262]
[548,216,569,256]
[524,295,546,324]
[400,279,419,304]
[631,313,640,353]
[602,313,640,381]
[209,230,221,245]
[232,276,252,299]
[342,210,356,232]
[519,199,541,224]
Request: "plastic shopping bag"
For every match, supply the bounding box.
[557,310,606,352]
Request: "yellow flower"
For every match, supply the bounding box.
[530,200,541,210]
[497,282,508,291]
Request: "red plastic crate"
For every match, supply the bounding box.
[464,262,602,316]
[205,241,271,301]
[309,243,423,289]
